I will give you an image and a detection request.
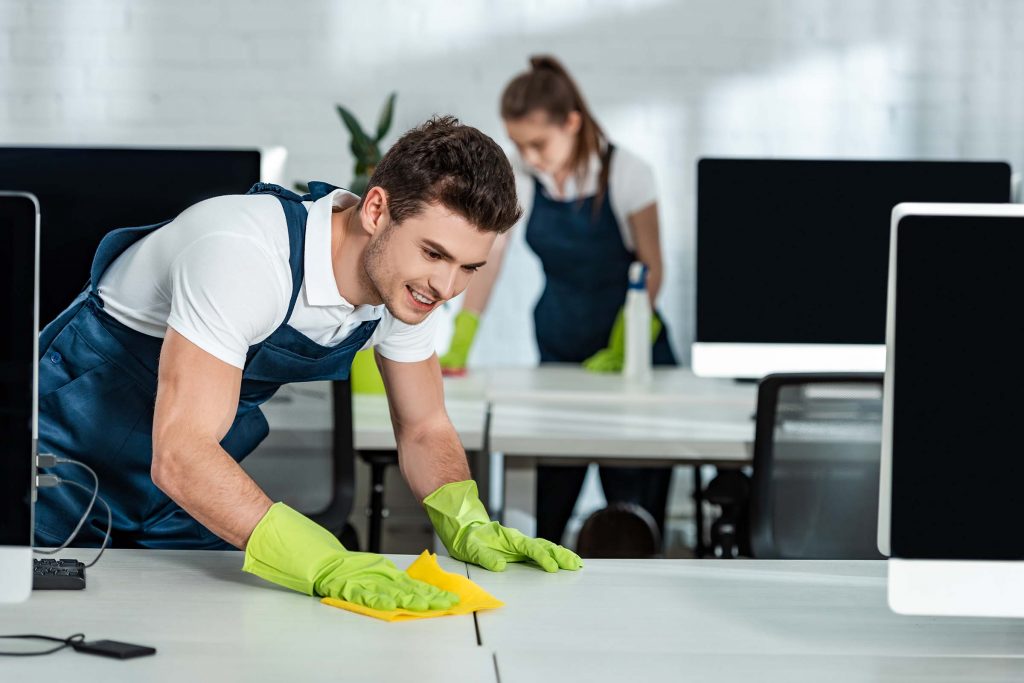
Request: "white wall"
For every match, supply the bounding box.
[2,0,1022,366]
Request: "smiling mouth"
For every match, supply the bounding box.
[406,285,437,310]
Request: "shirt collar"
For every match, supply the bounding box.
[303,188,366,309]
[526,149,603,200]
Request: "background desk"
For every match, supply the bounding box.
[469,559,1024,682]
[0,550,494,682]
[483,367,756,547]
[260,367,757,554]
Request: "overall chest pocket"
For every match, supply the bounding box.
[39,322,112,400]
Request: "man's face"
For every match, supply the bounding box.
[363,202,496,326]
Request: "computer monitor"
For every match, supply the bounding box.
[0,146,274,326]
[879,202,1024,617]
[0,192,40,604]
[693,159,1012,378]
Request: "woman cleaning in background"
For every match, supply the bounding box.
[440,55,677,549]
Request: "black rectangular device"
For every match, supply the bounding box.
[696,159,1011,346]
[889,212,1024,560]
[0,192,37,551]
[0,146,261,327]
[73,639,156,659]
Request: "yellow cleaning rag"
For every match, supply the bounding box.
[320,551,504,622]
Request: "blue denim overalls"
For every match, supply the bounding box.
[34,182,378,549]
[524,146,676,543]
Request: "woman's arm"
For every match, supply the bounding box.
[628,202,663,305]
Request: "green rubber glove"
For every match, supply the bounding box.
[439,310,480,372]
[243,502,459,611]
[424,480,583,573]
[582,307,663,373]
[350,348,386,394]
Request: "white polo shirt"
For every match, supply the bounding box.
[512,143,658,249]
[97,189,438,369]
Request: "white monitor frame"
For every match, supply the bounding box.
[879,201,1024,618]
[0,191,39,604]
[259,146,288,186]
[692,342,885,379]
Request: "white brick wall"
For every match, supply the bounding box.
[2,0,1022,366]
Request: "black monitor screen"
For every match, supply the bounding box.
[0,194,37,546]
[0,147,261,327]
[697,159,1011,345]
[891,214,1024,560]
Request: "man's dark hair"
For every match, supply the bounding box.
[361,115,522,234]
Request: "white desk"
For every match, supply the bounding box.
[468,560,1024,682]
[262,376,489,452]
[484,365,755,406]
[0,550,495,682]
[484,367,756,536]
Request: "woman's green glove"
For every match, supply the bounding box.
[439,310,480,373]
[244,502,459,611]
[423,480,583,573]
[582,308,663,373]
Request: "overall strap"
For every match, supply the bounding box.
[244,180,345,321]
[245,182,311,322]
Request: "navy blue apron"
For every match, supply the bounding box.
[525,146,675,365]
[34,182,378,549]
[524,146,676,544]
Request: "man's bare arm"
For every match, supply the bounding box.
[150,328,272,549]
[376,351,470,500]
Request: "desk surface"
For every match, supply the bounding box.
[468,559,1024,682]
[262,367,754,457]
[7,552,1023,682]
[481,365,755,406]
[489,400,754,461]
[263,377,488,452]
[481,366,756,462]
[0,550,493,682]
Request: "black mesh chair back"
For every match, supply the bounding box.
[749,373,885,559]
[576,502,662,558]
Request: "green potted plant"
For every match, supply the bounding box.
[336,92,397,196]
[294,93,397,197]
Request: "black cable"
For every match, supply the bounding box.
[0,633,84,657]
[60,479,112,568]
[34,458,100,556]
[34,457,112,566]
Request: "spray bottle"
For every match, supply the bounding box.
[624,261,652,383]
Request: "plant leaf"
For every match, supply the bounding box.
[375,92,397,142]
[336,104,373,161]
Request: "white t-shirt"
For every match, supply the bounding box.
[97,189,438,369]
[512,143,657,250]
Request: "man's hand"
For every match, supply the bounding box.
[424,480,583,572]
[245,503,459,611]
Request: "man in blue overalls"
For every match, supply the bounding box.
[36,117,582,611]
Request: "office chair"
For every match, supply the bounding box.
[576,502,662,558]
[748,373,885,560]
[308,379,360,550]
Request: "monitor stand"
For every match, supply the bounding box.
[0,546,32,603]
[889,558,1024,617]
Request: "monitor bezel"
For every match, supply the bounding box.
[0,191,39,604]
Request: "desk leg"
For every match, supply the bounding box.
[501,456,537,538]
[368,460,386,553]
[693,464,705,558]
[469,448,489,513]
